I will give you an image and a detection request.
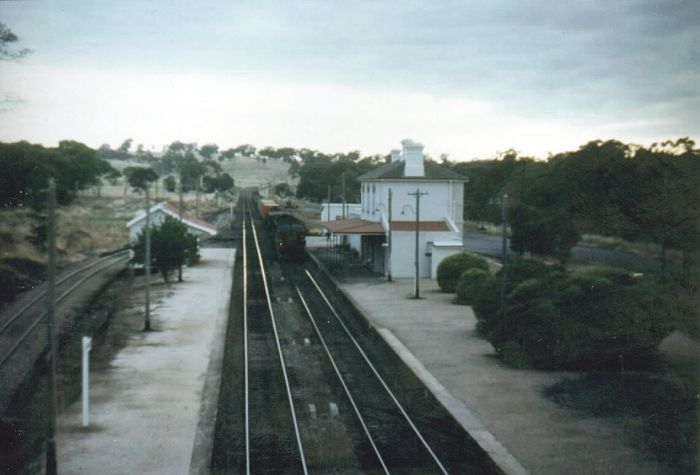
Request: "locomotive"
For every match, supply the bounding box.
[256,195,307,261]
[267,208,307,261]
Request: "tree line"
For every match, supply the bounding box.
[0,140,117,208]
[450,138,700,277]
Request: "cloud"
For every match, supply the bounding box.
[0,1,697,156]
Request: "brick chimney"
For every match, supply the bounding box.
[390,149,402,163]
[401,139,424,177]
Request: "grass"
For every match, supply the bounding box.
[545,369,697,474]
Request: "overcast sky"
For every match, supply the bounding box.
[1,1,698,160]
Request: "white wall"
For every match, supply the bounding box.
[389,229,460,278]
[428,244,465,279]
[362,180,464,231]
[321,203,361,221]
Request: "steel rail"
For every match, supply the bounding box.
[294,284,391,475]
[0,251,130,336]
[0,254,128,368]
[304,269,450,475]
[248,212,309,475]
[242,208,250,475]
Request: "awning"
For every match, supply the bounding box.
[320,219,451,234]
[320,219,385,235]
[391,220,450,232]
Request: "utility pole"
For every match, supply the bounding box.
[499,194,508,310]
[144,185,152,331]
[45,178,58,475]
[387,188,393,282]
[408,189,428,299]
[327,185,331,221]
[179,180,184,221]
[341,172,346,219]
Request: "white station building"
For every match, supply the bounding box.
[321,139,468,279]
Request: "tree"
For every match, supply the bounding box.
[131,217,200,282]
[274,182,292,197]
[118,138,133,155]
[164,176,177,192]
[510,205,580,265]
[0,22,32,61]
[199,143,219,159]
[124,167,158,192]
[202,173,234,194]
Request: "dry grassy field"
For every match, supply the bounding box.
[1,155,294,267]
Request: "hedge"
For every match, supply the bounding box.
[472,260,672,370]
[437,252,489,293]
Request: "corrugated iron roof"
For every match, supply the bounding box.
[127,201,217,235]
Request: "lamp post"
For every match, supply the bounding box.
[404,188,428,299]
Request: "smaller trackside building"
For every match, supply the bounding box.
[126,201,217,243]
[321,139,467,279]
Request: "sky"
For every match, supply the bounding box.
[0,1,698,161]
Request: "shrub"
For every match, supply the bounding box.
[437,252,489,293]
[455,268,495,305]
[482,267,672,369]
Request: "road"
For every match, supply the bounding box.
[463,230,661,273]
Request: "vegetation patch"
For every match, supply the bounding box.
[474,260,674,370]
[545,371,697,474]
[436,252,489,293]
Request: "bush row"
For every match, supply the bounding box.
[449,256,673,370]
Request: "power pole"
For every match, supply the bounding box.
[179,180,184,221]
[387,188,393,282]
[341,172,346,219]
[499,194,509,310]
[144,185,152,331]
[45,178,58,475]
[327,185,331,221]
[408,189,428,299]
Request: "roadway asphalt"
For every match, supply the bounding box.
[463,230,661,273]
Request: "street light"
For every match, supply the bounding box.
[374,188,393,282]
[402,188,428,299]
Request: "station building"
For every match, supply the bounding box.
[321,139,467,279]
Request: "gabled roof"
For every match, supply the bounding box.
[126,201,217,235]
[357,160,468,182]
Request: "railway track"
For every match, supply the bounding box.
[0,251,129,369]
[213,190,497,473]
[243,209,308,473]
[292,269,449,473]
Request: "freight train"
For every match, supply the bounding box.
[267,208,307,261]
[256,195,307,261]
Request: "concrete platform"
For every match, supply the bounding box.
[56,248,234,475]
[334,275,664,475]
